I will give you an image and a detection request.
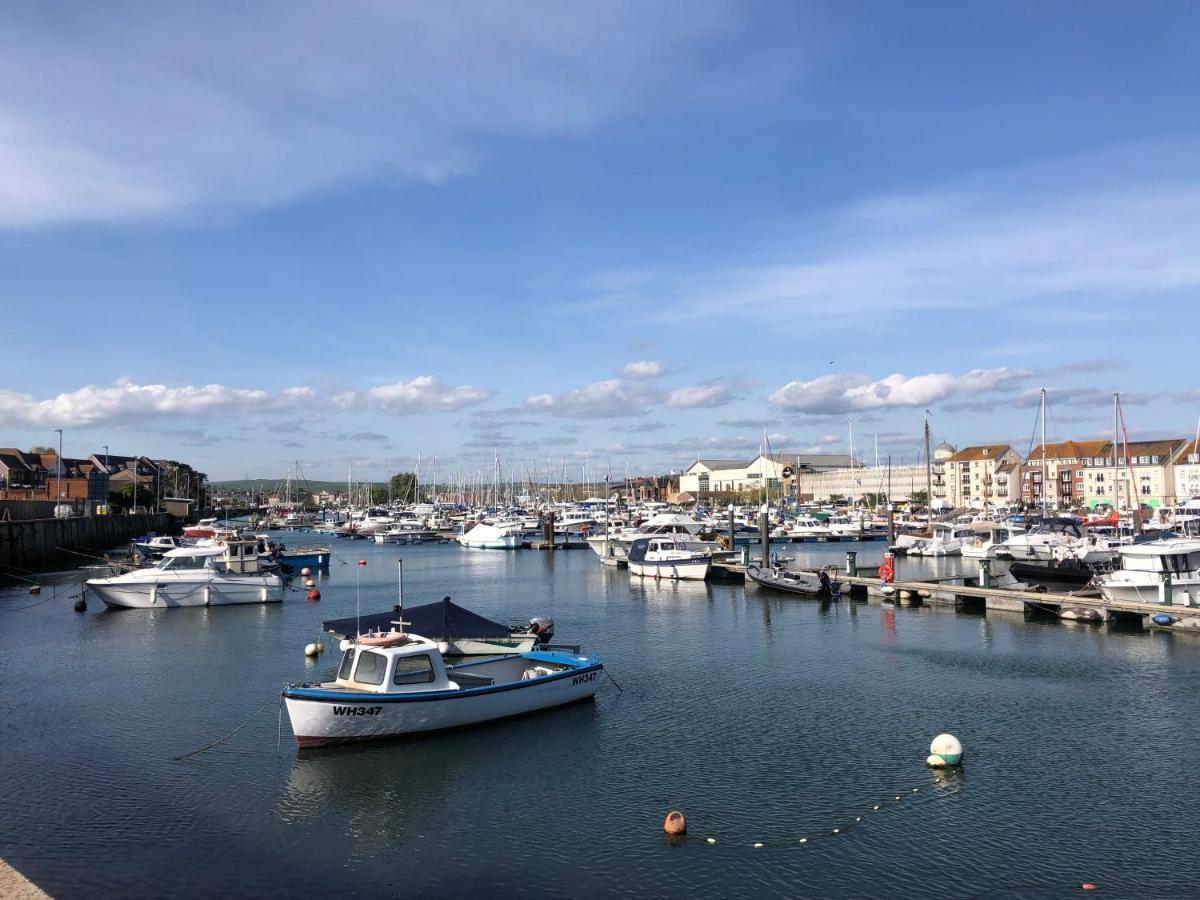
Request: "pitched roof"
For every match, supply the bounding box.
[946,444,1014,463]
[1172,438,1200,461]
[760,452,859,468]
[1029,440,1109,461]
[1094,439,1186,460]
[692,459,748,472]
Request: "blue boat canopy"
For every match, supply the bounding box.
[323,597,513,639]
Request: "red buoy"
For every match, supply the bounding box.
[358,559,367,567]
[307,588,321,601]
[1081,885,1097,892]
[663,811,686,835]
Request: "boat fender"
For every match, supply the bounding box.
[1152,613,1174,626]
[663,811,686,835]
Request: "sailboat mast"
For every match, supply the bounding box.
[924,412,933,529]
[1040,387,1048,519]
[1112,393,1120,515]
[847,417,856,509]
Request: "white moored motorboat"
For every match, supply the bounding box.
[459,523,522,549]
[626,537,711,581]
[282,633,603,747]
[85,539,284,609]
[1096,538,1200,606]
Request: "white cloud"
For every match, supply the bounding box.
[0,380,308,429]
[365,376,493,414]
[769,367,1031,415]
[666,384,734,408]
[621,360,666,379]
[0,375,492,428]
[523,379,663,418]
[0,2,791,228]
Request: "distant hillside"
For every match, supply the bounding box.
[210,479,375,493]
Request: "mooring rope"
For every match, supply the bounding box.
[174,693,281,761]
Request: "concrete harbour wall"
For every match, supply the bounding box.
[0,513,176,574]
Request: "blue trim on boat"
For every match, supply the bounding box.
[284,657,603,704]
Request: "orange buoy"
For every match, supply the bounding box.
[663,811,686,835]
[307,588,321,601]
[1081,884,1097,892]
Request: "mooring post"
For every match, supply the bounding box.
[759,504,769,567]
[886,503,895,545]
[727,503,735,551]
[1161,570,1173,606]
[979,558,992,588]
[846,550,858,577]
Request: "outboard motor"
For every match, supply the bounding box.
[529,616,555,645]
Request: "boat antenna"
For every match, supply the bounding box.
[396,558,405,635]
[356,558,366,637]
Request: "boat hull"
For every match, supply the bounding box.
[284,662,602,746]
[86,577,284,608]
[628,558,710,580]
[278,549,331,571]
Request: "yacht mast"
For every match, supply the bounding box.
[1040,387,1048,519]
[1112,393,1120,516]
[847,417,856,510]
[924,411,933,530]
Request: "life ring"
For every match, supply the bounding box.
[357,630,407,647]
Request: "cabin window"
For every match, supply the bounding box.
[337,648,356,680]
[393,655,435,685]
[163,554,207,570]
[354,650,388,685]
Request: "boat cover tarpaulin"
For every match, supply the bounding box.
[323,597,511,639]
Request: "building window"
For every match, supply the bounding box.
[1141,485,1151,495]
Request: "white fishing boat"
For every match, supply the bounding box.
[787,515,831,539]
[910,522,975,557]
[282,633,603,747]
[585,512,715,561]
[961,524,1017,559]
[459,522,522,549]
[1096,538,1200,606]
[627,537,711,580]
[85,539,284,609]
[996,520,1088,562]
[134,534,183,558]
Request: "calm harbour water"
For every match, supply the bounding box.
[2,536,1199,899]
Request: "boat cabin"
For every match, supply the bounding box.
[331,634,571,694]
[154,540,266,575]
[1116,539,1200,575]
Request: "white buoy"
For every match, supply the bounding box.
[315,640,324,653]
[706,838,716,844]
[927,754,946,767]
[304,643,319,657]
[300,567,311,577]
[929,733,963,765]
[753,842,764,849]
[305,579,316,588]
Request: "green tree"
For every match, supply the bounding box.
[389,472,417,502]
[910,490,929,505]
[28,445,55,454]
[111,483,157,513]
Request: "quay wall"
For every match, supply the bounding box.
[0,513,176,574]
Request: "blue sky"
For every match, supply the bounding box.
[2,1,1198,481]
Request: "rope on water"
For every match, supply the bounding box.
[604,669,625,693]
[174,693,282,761]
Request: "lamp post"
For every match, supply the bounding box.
[53,429,63,502]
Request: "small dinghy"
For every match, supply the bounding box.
[746,565,837,598]
[283,632,603,747]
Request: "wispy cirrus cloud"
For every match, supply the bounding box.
[573,142,1200,326]
[769,367,1031,415]
[0,1,797,229]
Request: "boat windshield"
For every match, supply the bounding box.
[157,554,209,571]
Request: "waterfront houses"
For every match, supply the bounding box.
[1079,440,1186,510]
[1019,440,1108,509]
[1172,439,1200,502]
[942,444,1023,508]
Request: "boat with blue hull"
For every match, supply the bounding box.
[274,546,332,572]
[283,633,603,747]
